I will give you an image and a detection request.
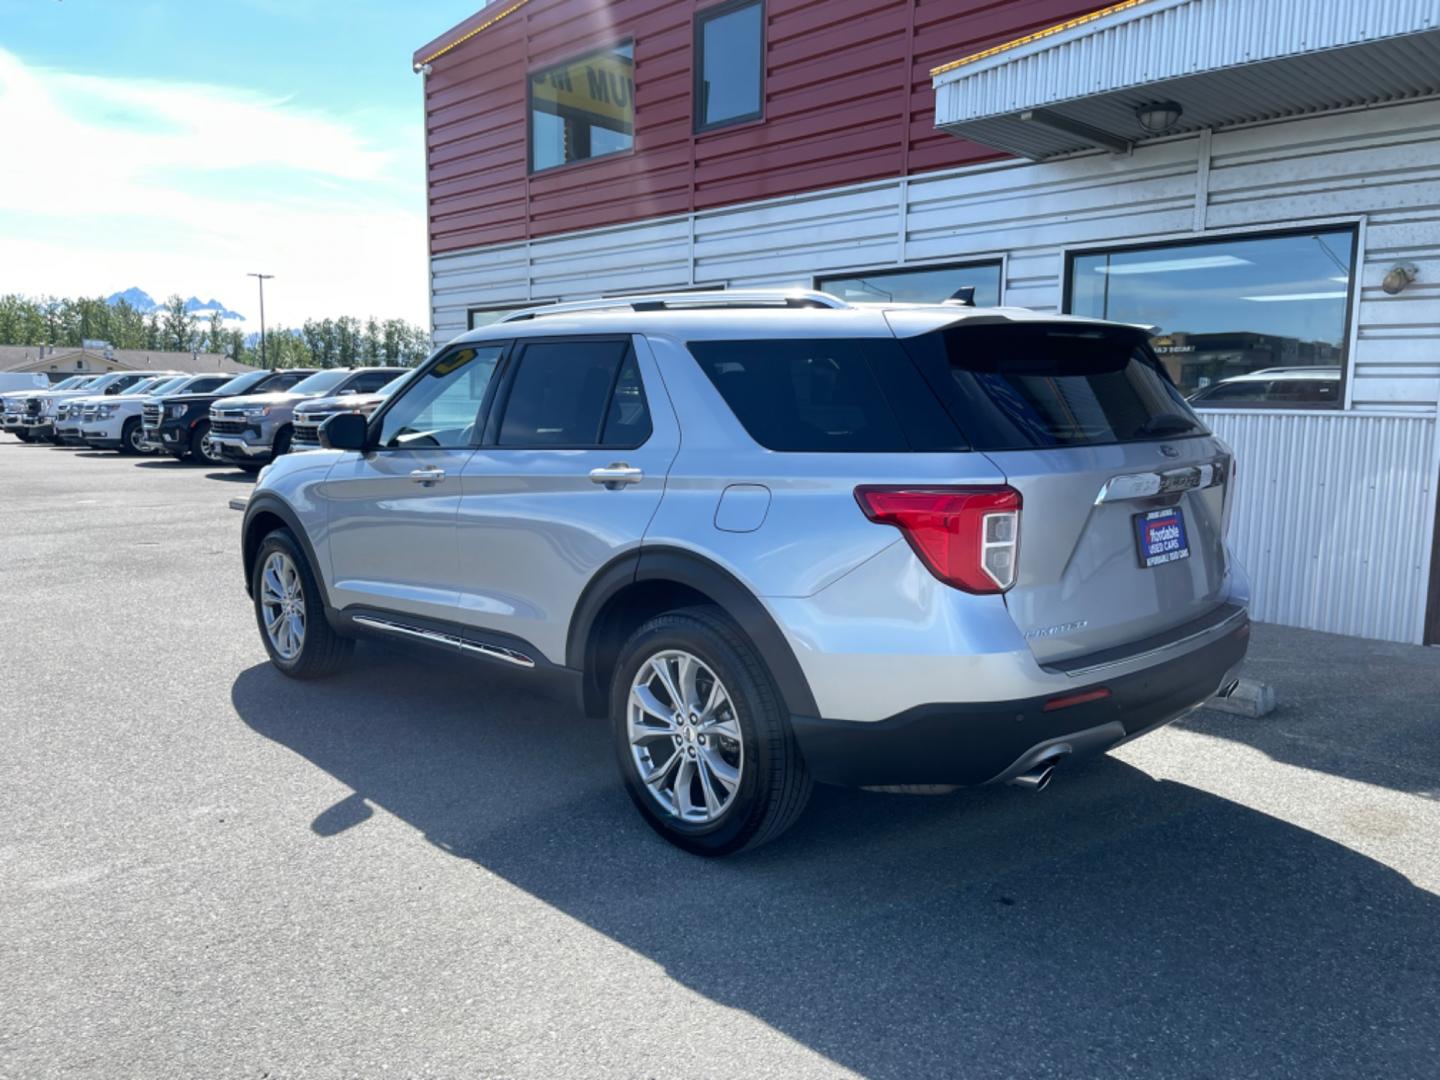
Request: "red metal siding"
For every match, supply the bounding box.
[419,0,1110,255]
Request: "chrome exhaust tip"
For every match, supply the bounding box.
[1009,761,1058,792]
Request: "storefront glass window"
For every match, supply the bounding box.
[817,261,1002,307]
[1067,228,1355,408]
[529,42,634,172]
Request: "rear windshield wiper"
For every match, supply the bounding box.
[1137,413,1199,437]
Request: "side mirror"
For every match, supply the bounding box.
[320,411,369,451]
[105,385,121,395]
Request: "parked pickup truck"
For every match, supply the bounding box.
[210,366,406,470]
[81,374,220,454]
[3,376,99,441]
[289,371,409,450]
[146,368,317,465]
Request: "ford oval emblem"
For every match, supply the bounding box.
[1159,444,1181,458]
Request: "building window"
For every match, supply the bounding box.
[1067,227,1356,408]
[468,303,552,330]
[529,41,634,173]
[695,0,764,132]
[817,261,1003,307]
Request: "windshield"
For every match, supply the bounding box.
[142,376,186,396]
[900,322,1208,450]
[288,369,353,396]
[210,369,272,397]
[52,376,90,390]
[119,378,165,396]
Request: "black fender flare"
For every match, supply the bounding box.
[565,546,820,720]
[240,493,331,610]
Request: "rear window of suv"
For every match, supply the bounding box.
[687,338,965,452]
[900,322,1208,450]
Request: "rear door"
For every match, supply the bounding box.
[900,319,1232,664]
[454,334,679,664]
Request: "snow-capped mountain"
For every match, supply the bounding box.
[105,288,245,321]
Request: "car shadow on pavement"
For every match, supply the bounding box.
[232,645,1440,1078]
[1179,623,1440,799]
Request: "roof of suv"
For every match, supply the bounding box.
[450,290,1138,346]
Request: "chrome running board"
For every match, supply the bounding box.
[351,615,535,668]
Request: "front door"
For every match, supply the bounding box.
[455,335,679,663]
[322,343,504,624]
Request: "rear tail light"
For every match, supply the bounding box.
[855,486,1021,594]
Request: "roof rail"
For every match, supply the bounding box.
[496,289,851,323]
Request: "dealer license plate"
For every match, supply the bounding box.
[1134,507,1190,568]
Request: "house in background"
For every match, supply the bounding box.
[412,0,1440,646]
[0,344,252,383]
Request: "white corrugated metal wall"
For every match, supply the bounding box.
[428,96,1440,643]
[1203,410,1437,642]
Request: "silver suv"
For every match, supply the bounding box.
[239,291,1250,855]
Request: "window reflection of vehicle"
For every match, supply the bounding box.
[1187,367,1341,407]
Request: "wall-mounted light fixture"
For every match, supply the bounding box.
[414,62,434,76]
[1381,263,1418,296]
[1135,100,1184,134]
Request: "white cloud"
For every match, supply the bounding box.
[0,47,429,327]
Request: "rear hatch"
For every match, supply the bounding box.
[897,317,1232,665]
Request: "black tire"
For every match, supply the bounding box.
[119,417,145,455]
[251,528,354,679]
[272,426,292,458]
[610,605,812,856]
[15,431,32,443]
[190,420,224,466]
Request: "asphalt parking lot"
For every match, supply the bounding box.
[3,441,1439,1079]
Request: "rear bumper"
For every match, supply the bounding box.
[791,614,1249,788]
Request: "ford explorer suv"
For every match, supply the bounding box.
[150,368,317,465]
[238,290,1250,856]
[3,375,98,441]
[290,372,410,450]
[210,367,405,471]
[81,374,211,454]
[31,371,160,444]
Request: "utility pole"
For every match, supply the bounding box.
[247,272,274,367]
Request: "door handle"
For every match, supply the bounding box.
[589,463,644,489]
[410,467,446,486]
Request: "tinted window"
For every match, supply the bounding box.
[696,0,763,130]
[211,370,273,397]
[289,370,352,395]
[347,370,402,394]
[530,42,634,172]
[498,340,638,448]
[601,350,653,447]
[260,371,314,393]
[901,322,1207,450]
[688,338,963,452]
[1068,228,1354,405]
[377,345,503,450]
[819,261,1002,307]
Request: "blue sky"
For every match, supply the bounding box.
[0,0,482,326]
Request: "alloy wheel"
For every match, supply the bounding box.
[260,551,306,661]
[628,649,743,824]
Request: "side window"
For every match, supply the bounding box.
[497,339,648,448]
[266,372,309,392]
[347,370,399,394]
[377,345,503,449]
[601,349,652,447]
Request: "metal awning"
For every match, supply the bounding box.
[931,0,1440,160]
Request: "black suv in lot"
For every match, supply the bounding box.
[147,368,317,465]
